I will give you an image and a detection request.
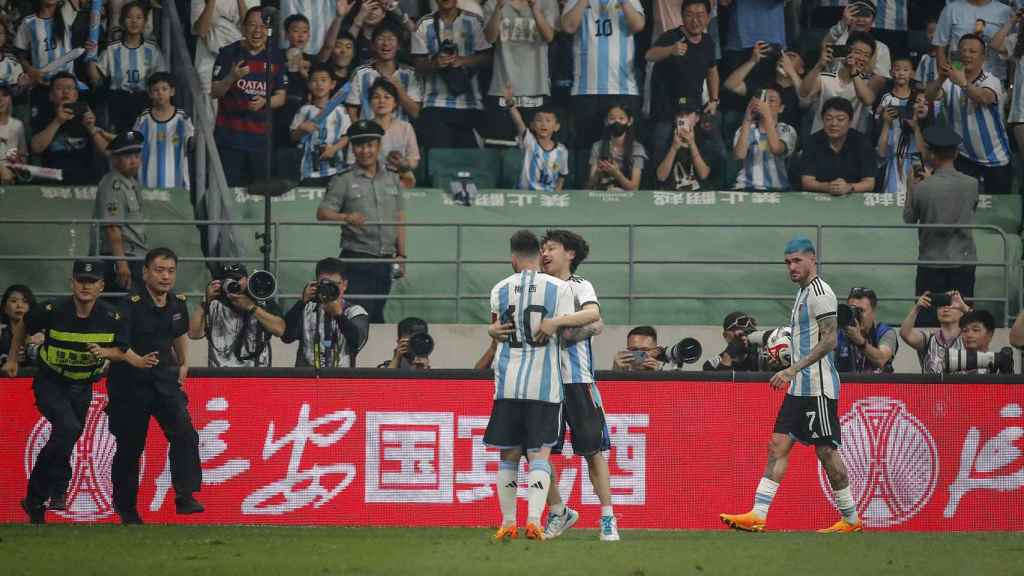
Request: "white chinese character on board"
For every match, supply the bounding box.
[365,412,454,503]
[455,416,496,503]
[877,194,895,207]
[978,195,993,209]
[863,193,880,207]
[241,404,357,515]
[506,193,537,207]
[653,191,685,206]
[540,194,570,208]
[150,397,252,511]
[580,414,648,505]
[945,403,1024,517]
[720,191,748,205]
[751,192,780,204]
[685,192,715,205]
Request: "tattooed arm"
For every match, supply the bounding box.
[770,315,838,389]
[560,303,603,343]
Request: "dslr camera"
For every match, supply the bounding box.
[944,347,1015,374]
[315,278,341,303]
[63,101,89,120]
[837,303,863,328]
[216,264,277,302]
[655,338,703,367]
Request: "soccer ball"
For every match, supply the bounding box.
[763,327,792,369]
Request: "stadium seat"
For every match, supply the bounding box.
[427,148,501,189]
[574,148,592,189]
[499,147,524,189]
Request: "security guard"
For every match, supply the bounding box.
[107,247,203,524]
[2,260,127,524]
[91,130,148,292]
[315,119,415,323]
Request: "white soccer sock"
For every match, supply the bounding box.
[752,477,780,519]
[833,486,859,524]
[601,505,614,518]
[527,459,551,526]
[497,461,518,527]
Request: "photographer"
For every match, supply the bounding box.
[380,317,433,369]
[612,326,663,371]
[29,71,113,185]
[900,290,969,374]
[703,312,760,371]
[945,310,1013,374]
[188,263,285,368]
[1012,311,1024,350]
[835,287,898,374]
[283,257,369,368]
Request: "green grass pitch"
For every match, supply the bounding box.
[1,526,1022,575]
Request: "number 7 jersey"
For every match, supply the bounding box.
[490,269,576,404]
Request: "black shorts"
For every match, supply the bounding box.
[773,394,841,447]
[553,382,611,457]
[484,400,562,452]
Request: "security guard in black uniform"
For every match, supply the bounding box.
[106,247,204,524]
[2,260,127,524]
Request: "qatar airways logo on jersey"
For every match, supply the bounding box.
[237,79,267,96]
[817,397,939,528]
[24,394,144,522]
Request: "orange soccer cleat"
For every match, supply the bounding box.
[492,525,518,542]
[719,511,767,533]
[817,518,863,533]
[525,522,545,541]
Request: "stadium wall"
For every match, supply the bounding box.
[2,371,1021,531]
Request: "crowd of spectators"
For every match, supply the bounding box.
[2,0,1023,198]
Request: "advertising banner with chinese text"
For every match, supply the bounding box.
[1,376,1021,531]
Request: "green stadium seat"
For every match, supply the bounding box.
[574,148,593,189]
[499,147,524,189]
[427,148,500,189]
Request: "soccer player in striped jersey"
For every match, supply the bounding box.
[133,73,195,189]
[486,229,598,542]
[291,64,351,186]
[721,236,862,534]
[732,85,797,192]
[561,0,645,149]
[345,23,422,123]
[504,86,568,192]
[925,33,1012,197]
[89,2,166,132]
[538,229,620,542]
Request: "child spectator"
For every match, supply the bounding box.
[346,22,421,122]
[133,73,195,190]
[291,64,351,186]
[733,86,797,192]
[327,32,357,85]
[915,18,939,86]
[88,1,166,133]
[876,91,929,195]
[16,0,78,117]
[371,78,420,170]
[656,106,716,191]
[0,84,27,184]
[588,103,645,191]
[873,56,922,194]
[280,0,338,56]
[504,86,567,191]
[277,14,315,146]
[0,24,27,90]
[107,0,155,41]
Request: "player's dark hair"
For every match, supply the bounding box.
[316,257,347,278]
[628,325,658,342]
[145,247,178,266]
[821,96,854,119]
[147,71,175,90]
[284,13,310,32]
[846,30,876,55]
[891,53,913,67]
[397,317,428,338]
[542,229,589,273]
[509,230,540,257]
[959,310,995,333]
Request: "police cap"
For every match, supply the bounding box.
[73,259,105,281]
[109,130,145,155]
[347,119,386,143]
[923,125,961,150]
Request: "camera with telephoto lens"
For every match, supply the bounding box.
[943,347,1015,374]
[217,264,277,301]
[656,337,703,366]
[315,278,341,303]
[837,303,863,328]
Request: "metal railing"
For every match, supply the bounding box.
[0,218,1017,325]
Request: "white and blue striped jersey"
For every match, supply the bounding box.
[732,122,797,191]
[490,269,576,404]
[345,63,423,122]
[0,54,25,85]
[290,103,351,180]
[411,11,491,111]
[915,53,938,84]
[565,0,644,96]
[1000,35,1024,123]
[133,109,195,189]
[14,15,73,80]
[942,74,1011,167]
[875,92,918,195]
[279,0,337,55]
[97,41,165,92]
[789,276,840,399]
[517,130,568,191]
[560,275,599,385]
[874,0,907,31]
